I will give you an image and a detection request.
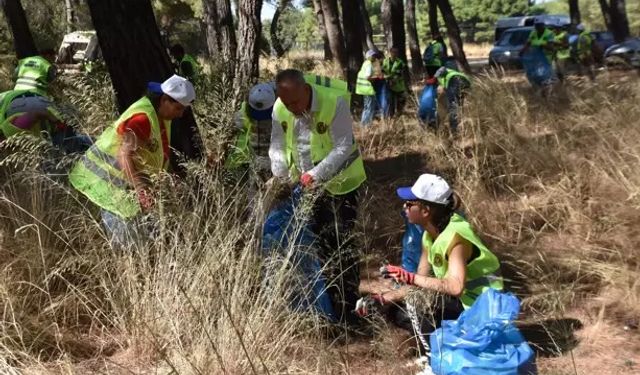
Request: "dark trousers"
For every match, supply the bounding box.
[445,77,470,132]
[312,189,360,325]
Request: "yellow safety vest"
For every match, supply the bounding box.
[355,60,375,96]
[0,90,61,139]
[225,102,254,169]
[554,31,571,60]
[273,84,366,195]
[14,56,52,96]
[69,97,171,219]
[180,54,201,79]
[437,69,470,89]
[382,57,407,93]
[423,213,504,309]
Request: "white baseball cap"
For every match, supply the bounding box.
[247,82,276,121]
[397,174,453,205]
[434,66,448,78]
[148,74,195,106]
[576,23,585,31]
[366,49,378,58]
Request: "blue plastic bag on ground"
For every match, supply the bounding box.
[262,186,337,322]
[521,48,554,87]
[419,84,437,124]
[430,289,537,375]
[401,211,424,273]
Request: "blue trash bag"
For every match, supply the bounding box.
[521,47,554,87]
[262,186,337,322]
[401,211,424,273]
[430,289,537,375]
[419,84,438,124]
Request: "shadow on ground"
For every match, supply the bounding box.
[518,318,583,357]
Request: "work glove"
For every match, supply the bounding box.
[382,264,416,286]
[137,189,155,212]
[354,294,386,317]
[300,173,314,188]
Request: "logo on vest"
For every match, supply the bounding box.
[433,254,444,268]
[280,121,288,133]
[316,122,328,134]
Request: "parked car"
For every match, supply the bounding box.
[604,38,640,68]
[489,27,533,68]
[494,14,569,42]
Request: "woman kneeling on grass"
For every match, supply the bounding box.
[357,174,504,348]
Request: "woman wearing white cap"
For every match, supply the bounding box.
[69,74,195,247]
[356,174,503,339]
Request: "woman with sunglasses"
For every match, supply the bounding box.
[357,173,503,342]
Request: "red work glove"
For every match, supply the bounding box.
[137,189,155,212]
[355,294,386,317]
[424,77,437,85]
[382,265,416,286]
[300,173,314,188]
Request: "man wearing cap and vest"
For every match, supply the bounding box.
[552,23,571,82]
[431,66,470,133]
[521,19,555,64]
[355,173,503,351]
[69,75,196,247]
[269,69,367,325]
[423,31,448,78]
[356,50,386,126]
[383,47,407,117]
[169,44,200,81]
[13,54,56,97]
[575,24,595,81]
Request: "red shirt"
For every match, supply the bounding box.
[117,113,169,163]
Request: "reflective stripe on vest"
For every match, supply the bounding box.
[304,74,351,106]
[355,60,375,96]
[14,56,51,94]
[422,213,504,309]
[438,70,470,89]
[69,97,169,219]
[273,84,366,195]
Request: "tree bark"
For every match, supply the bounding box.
[428,0,439,36]
[406,0,424,76]
[436,0,470,73]
[357,0,376,52]
[270,0,290,58]
[597,0,613,31]
[320,0,347,77]
[217,0,238,76]
[340,0,364,90]
[86,0,203,166]
[312,0,332,60]
[1,0,38,59]
[233,0,262,106]
[65,0,76,33]
[202,0,222,58]
[568,0,581,25]
[381,0,406,62]
[608,0,630,42]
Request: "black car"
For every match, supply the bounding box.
[489,27,533,68]
[604,38,640,68]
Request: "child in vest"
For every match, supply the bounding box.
[356,173,504,353]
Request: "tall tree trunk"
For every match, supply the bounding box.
[86,0,202,167]
[568,0,581,25]
[340,0,364,90]
[428,0,439,35]
[381,0,406,62]
[320,0,347,77]
[217,0,237,76]
[436,0,470,73]
[597,0,613,31]
[233,0,262,106]
[357,0,376,51]
[608,0,630,42]
[202,0,222,58]
[270,0,290,57]
[65,0,76,33]
[1,0,37,59]
[406,0,424,76]
[312,0,332,60]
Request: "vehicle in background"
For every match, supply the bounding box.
[489,27,533,68]
[604,38,640,69]
[56,31,102,73]
[494,14,570,42]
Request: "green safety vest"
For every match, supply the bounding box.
[273,84,366,195]
[69,97,171,219]
[0,90,61,139]
[180,54,200,79]
[437,69,470,89]
[425,40,444,67]
[14,56,52,96]
[225,102,254,169]
[304,74,351,104]
[422,213,504,309]
[554,31,571,60]
[382,57,407,93]
[577,31,593,57]
[529,28,555,62]
[355,60,375,96]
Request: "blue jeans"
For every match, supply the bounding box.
[445,77,470,132]
[373,79,390,119]
[360,95,377,126]
[101,210,151,249]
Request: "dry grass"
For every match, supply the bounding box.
[0,56,639,374]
